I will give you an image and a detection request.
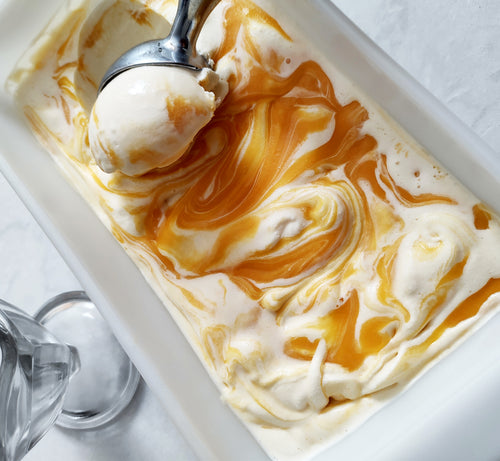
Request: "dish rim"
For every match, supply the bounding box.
[1,1,500,460]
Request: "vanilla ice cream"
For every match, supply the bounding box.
[7,0,500,460]
[89,66,227,176]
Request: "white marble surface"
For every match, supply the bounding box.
[1,1,499,460]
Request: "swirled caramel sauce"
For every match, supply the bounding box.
[8,0,500,459]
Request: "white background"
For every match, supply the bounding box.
[1,1,499,460]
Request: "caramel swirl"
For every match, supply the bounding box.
[9,0,500,458]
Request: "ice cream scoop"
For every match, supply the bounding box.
[99,0,221,92]
[89,66,227,176]
[89,0,224,176]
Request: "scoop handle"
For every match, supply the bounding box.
[165,0,221,60]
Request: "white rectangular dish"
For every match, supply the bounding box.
[1,1,500,460]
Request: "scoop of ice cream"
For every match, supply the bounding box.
[89,66,227,176]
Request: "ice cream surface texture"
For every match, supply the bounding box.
[7,0,500,459]
[89,66,227,176]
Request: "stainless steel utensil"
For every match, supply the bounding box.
[99,0,220,92]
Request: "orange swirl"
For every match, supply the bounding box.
[285,291,399,372]
[132,1,459,309]
[33,0,500,381]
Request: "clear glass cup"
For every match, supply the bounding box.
[0,292,140,461]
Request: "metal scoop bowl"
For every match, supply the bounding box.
[98,0,220,93]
